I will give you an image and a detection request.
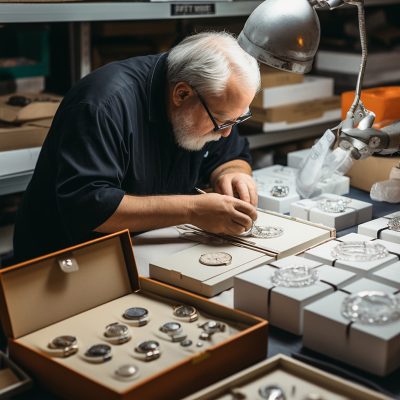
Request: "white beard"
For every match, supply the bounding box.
[172,108,221,151]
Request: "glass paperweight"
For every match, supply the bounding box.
[331,241,388,262]
[341,291,400,325]
[318,198,350,213]
[388,216,400,232]
[251,225,284,239]
[270,265,319,288]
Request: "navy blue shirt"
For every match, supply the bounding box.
[13,53,251,261]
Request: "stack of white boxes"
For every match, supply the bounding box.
[234,233,400,376]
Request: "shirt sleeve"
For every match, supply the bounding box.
[198,125,252,185]
[54,102,127,241]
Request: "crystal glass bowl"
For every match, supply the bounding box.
[331,241,388,262]
[271,265,319,287]
[341,291,400,325]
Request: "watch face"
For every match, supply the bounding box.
[160,322,182,334]
[49,335,77,349]
[104,323,129,338]
[199,252,232,266]
[136,340,160,353]
[173,305,197,318]
[123,307,148,320]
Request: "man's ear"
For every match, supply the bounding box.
[171,82,194,107]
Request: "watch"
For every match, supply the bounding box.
[122,307,149,326]
[199,252,232,266]
[83,344,112,363]
[159,322,187,342]
[258,384,286,400]
[103,322,131,344]
[198,320,226,340]
[114,364,140,381]
[133,340,161,361]
[173,305,198,322]
[47,335,78,357]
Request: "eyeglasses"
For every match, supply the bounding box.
[193,88,252,132]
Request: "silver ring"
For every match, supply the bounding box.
[388,216,400,232]
[270,185,289,197]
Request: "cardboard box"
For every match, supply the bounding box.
[0,123,48,152]
[303,278,400,376]
[303,234,399,276]
[234,259,356,335]
[358,214,400,244]
[259,65,304,88]
[290,194,372,230]
[150,210,335,297]
[347,155,400,192]
[252,96,340,124]
[0,231,268,400]
[184,354,390,400]
[0,93,61,123]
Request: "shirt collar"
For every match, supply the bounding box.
[147,52,169,125]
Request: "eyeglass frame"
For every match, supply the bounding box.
[192,87,252,132]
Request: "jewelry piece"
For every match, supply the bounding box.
[388,216,400,232]
[198,320,226,340]
[331,241,389,262]
[341,291,400,325]
[47,335,78,357]
[199,252,232,266]
[122,307,149,326]
[318,198,350,213]
[133,340,161,361]
[83,344,112,363]
[258,384,286,400]
[103,322,131,344]
[270,185,289,198]
[173,305,198,322]
[196,341,204,348]
[271,265,319,288]
[251,225,284,239]
[180,339,193,347]
[114,364,139,381]
[159,322,187,342]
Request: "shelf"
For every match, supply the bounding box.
[244,121,339,150]
[0,1,262,23]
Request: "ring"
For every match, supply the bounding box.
[270,185,289,197]
[388,216,400,232]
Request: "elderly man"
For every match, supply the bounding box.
[14,32,261,262]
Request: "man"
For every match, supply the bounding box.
[13,32,261,262]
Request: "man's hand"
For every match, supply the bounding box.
[189,193,257,236]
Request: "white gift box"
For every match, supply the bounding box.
[287,149,310,168]
[317,174,350,196]
[253,165,297,182]
[303,234,398,275]
[303,277,400,376]
[234,260,356,335]
[290,194,372,230]
[358,216,400,244]
[372,261,400,289]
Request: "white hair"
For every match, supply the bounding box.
[167,31,260,97]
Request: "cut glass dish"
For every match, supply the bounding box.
[388,216,400,232]
[270,265,319,288]
[331,241,388,262]
[251,225,284,239]
[341,291,400,325]
[318,198,350,213]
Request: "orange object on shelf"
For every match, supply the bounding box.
[341,86,400,124]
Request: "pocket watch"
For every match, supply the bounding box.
[83,344,112,363]
[199,252,232,266]
[103,322,131,344]
[122,307,149,326]
[159,322,187,342]
[173,305,198,322]
[47,335,78,357]
[133,340,161,361]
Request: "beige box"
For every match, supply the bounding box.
[184,354,390,400]
[303,234,398,276]
[358,214,400,244]
[290,194,372,230]
[150,210,335,297]
[0,124,48,152]
[234,259,356,335]
[303,278,400,376]
[0,231,268,400]
[0,94,61,123]
[259,65,304,89]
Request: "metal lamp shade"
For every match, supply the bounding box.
[238,0,321,73]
